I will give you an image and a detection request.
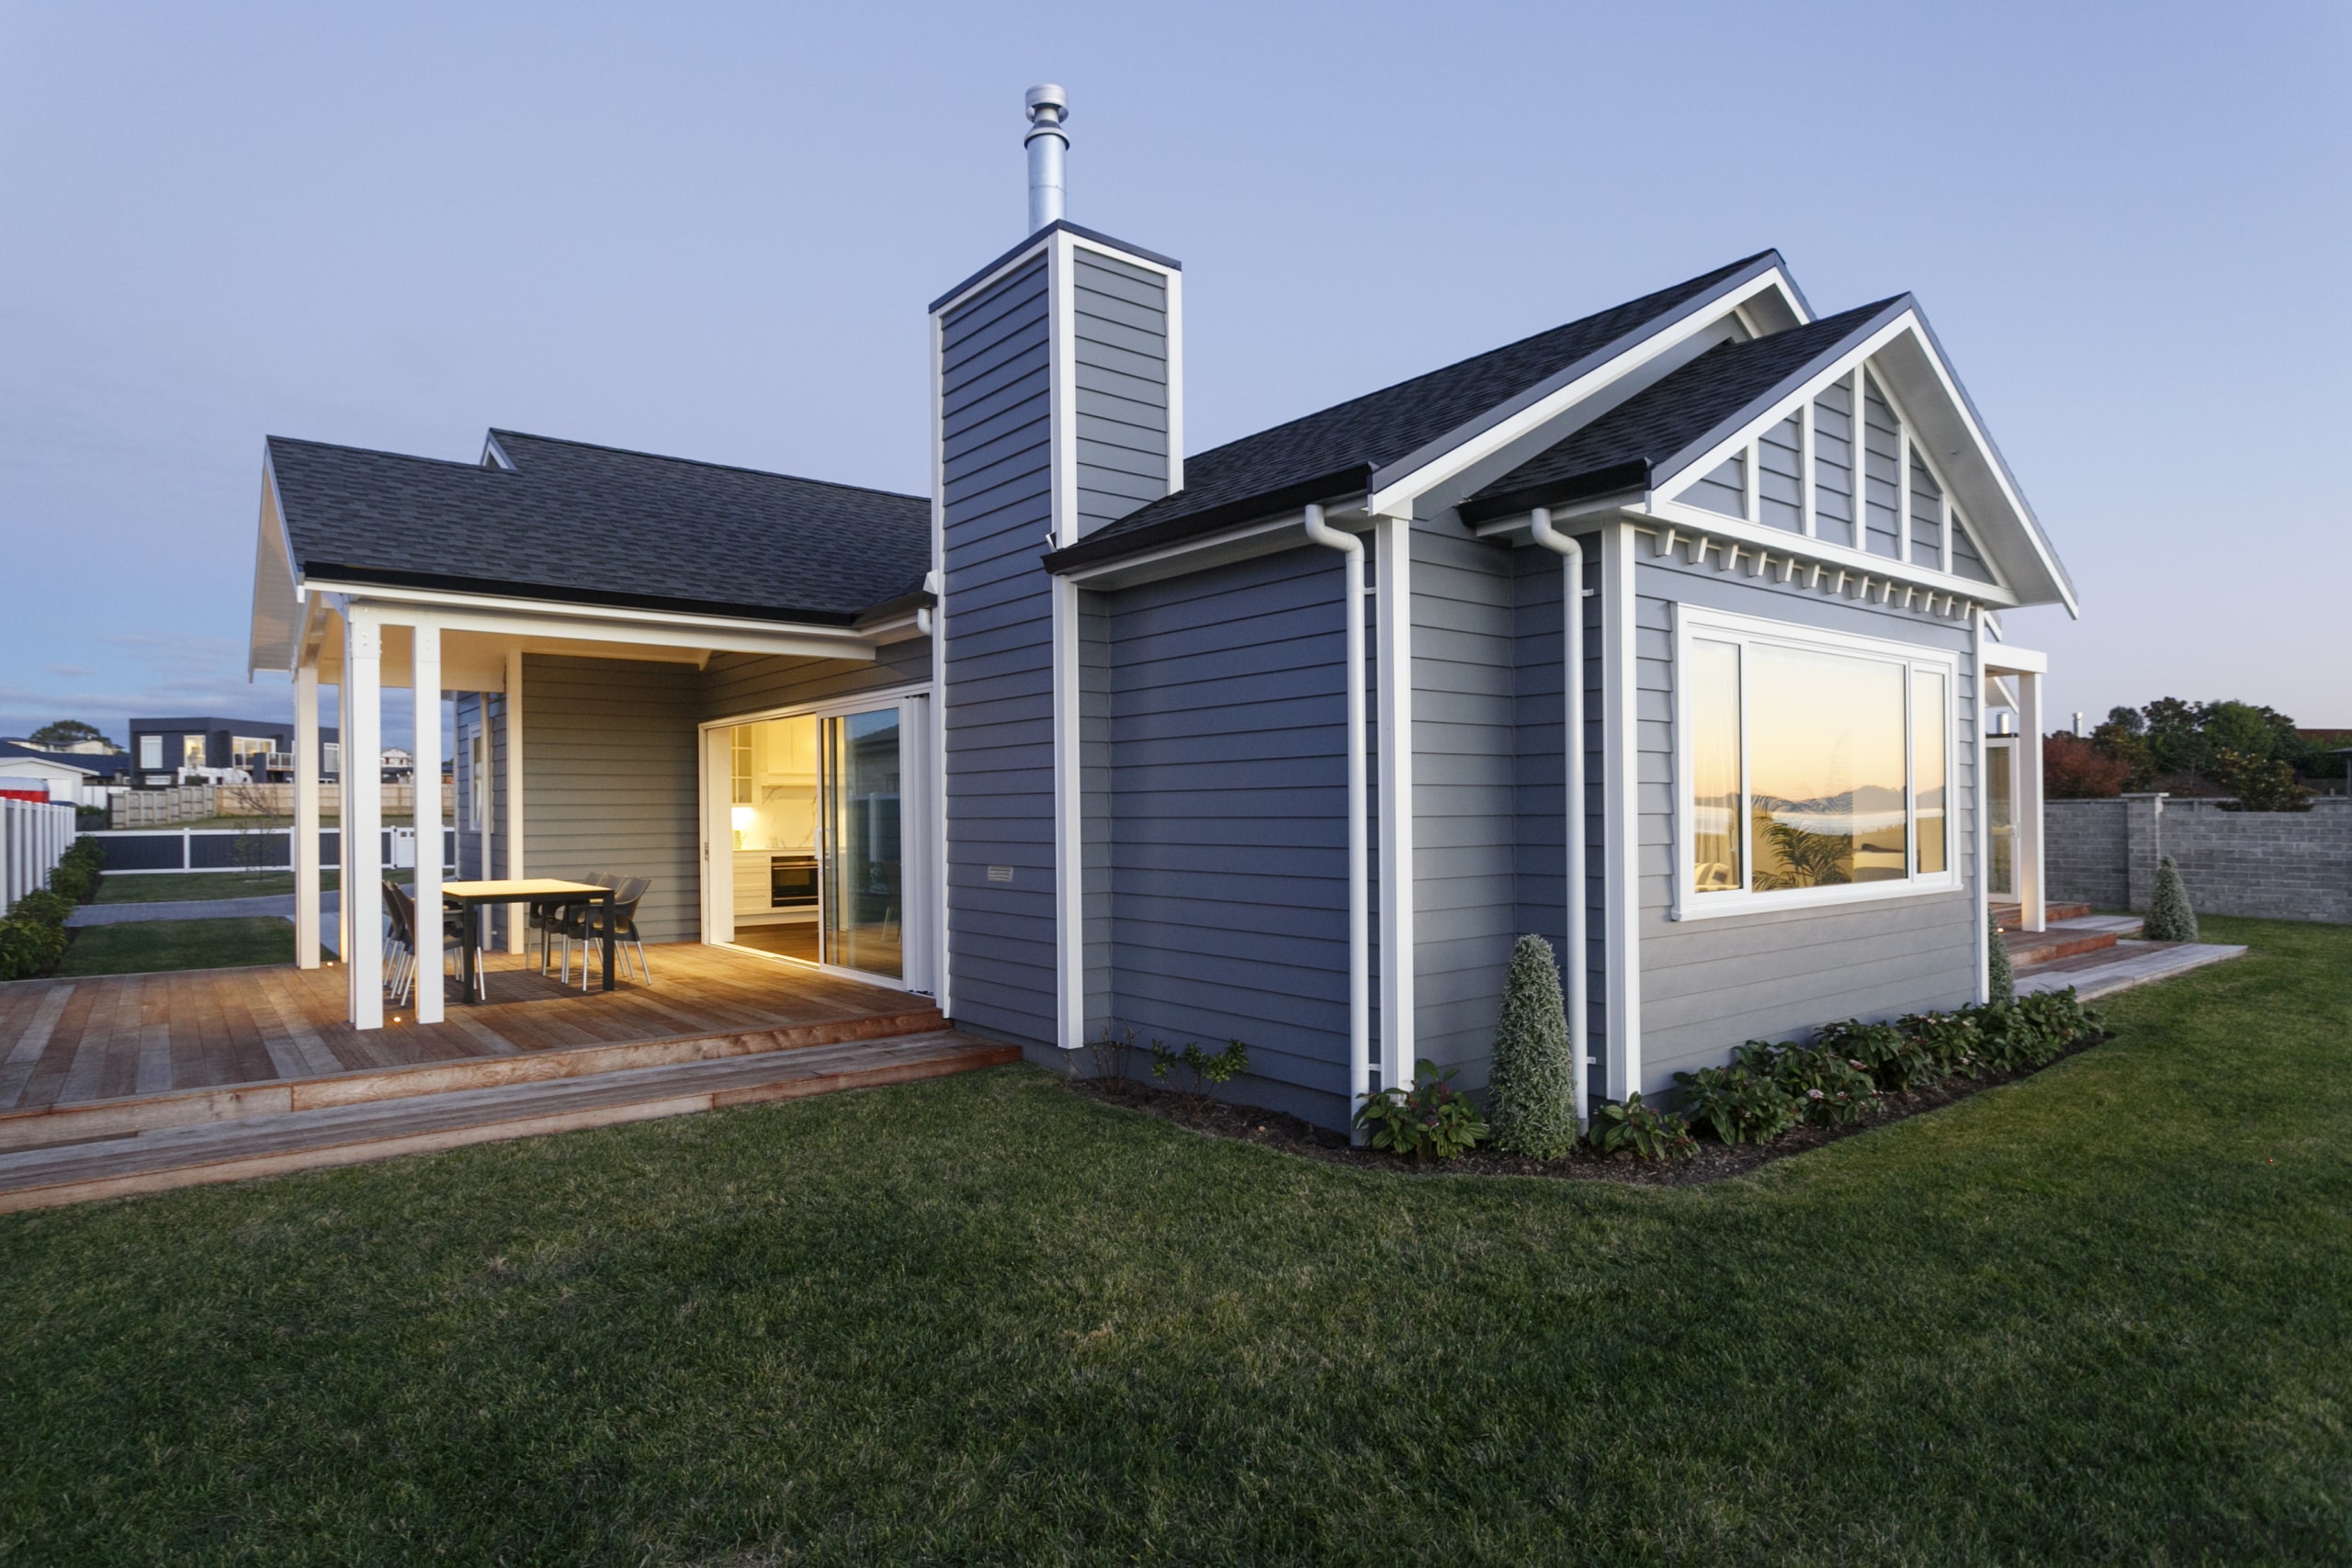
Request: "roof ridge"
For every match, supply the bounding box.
[486,429,926,503]
[1180,251,1782,468]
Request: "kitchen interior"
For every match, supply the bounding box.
[727,716,821,963]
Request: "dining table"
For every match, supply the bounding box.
[436,878,616,1002]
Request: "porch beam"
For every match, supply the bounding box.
[294,662,322,969]
[412,619,443,1022]
[345,606,385,1029]
[503,647,526,953]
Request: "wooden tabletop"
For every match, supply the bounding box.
[437,879,609,900]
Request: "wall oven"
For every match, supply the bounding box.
[769,854,819,911]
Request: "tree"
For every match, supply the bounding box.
[2144,855,2199,942]
[2044,733,2132,798]
[1487,933,1578,1158]
[2214,749,2312,812]
[2089,706,2156,790]
[27,720,108,750]
[2140,697,2208,779]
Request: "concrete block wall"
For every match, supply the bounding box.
[2046,795,2352,924]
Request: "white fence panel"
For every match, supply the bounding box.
[3,799,76,909]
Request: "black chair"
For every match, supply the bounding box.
[532,871,614,976]
[565,876,653,989]
[385,883,486,1006]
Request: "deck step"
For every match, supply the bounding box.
[0,1030,1018,1213]
[2014,940,2247,1000]
[0,1002,947,1155]
[1994,902,2094,931]
[2003,914,2144,969]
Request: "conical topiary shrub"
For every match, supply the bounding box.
[1987,908,2016,1004]
[1487,933,1577,1158]
[2145,854,2199,942]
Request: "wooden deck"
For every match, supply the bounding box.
[0,944,935,1122]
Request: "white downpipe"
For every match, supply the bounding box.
[1303,503,1371,1141]
[1527,508,1589,1128]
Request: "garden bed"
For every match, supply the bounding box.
[1066,1027,2114,1185]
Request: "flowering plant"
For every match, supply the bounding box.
[1354,1058,1488,1161]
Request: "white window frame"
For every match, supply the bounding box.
[1670,603,1961,920]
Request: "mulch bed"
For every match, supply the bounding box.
[1064,1032,2114,1186]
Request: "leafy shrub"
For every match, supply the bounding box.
[1768,1043,1879,1127]
[1585,1092,1695,1161]
[1901,1010,1985,1080]
[1149,1038,1250,1099]
[1354,1058,1488,1161]
[2143,855,2199,942]
[1815,1018,1939,1093]
[2015,987,2099,1049]
[10,889,73,928]
[1987,908,2016,1004]
[1487,934,1577,1158]
[2044,733,2132,799]
[1674,1048,1799,1145]
[0,918,68,980]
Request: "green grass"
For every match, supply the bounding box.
[52,917,295,976]
[2,916,2346,1563]
[91,869,387,904]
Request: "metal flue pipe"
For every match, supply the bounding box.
[1024,85,1068,232]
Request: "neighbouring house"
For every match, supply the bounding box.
[127,716,341,787]
[0,742,124,807]
[244,88,2075,1127]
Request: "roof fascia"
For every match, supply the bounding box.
[1364,259,1811,517]
[248,445,305,676]
[1052,505,1369,592]
[480,433,517,470]
[299,565,868,629]
[1042,466,1373,575]
[300,576,876,645]
[1647,308,2071,613]
[930,220,1181,317]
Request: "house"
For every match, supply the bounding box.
[127,716,340,787]
[244,86,2073,1128]
[0,742,121,807]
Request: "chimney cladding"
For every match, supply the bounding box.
[1024,84,1068,234]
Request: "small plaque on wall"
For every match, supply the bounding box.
[987,865,1014,883]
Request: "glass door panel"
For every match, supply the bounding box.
[1986,739,2017,897]
[821,708,902,978]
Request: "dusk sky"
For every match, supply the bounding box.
[4,1,2345,748]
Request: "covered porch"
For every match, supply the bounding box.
[253,547,934,1032]
[1983,641,2052,932]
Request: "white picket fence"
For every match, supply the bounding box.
[3,799,76,910]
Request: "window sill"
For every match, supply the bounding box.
[1669,875,1965,922]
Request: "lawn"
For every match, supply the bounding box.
[1,915,2345,1563]
[92,868,384,903]
[53,917,295,976]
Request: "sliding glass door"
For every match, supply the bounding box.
[820,708,901,978]
[708,700,906,982]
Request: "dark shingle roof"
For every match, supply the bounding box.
[1044,251,1787,571]
[1458,297,1907,525]
[267,430,930,624]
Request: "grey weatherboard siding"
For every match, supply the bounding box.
[1102,545,1358,1122]
[1408,520,1610,1102]
[1072,251,1170,537]
[699,641,931,722]
[938,258,1058,1047]
[520,656,701,947]
[1632,554,1980,1094]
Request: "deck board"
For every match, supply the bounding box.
[0,945,938,1117]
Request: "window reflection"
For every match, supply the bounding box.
[1746,644,1907,888]
[1914,669,1947,875]
[1691,640,1741,891]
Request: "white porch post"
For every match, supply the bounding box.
[294,662,322,968]
[1374,512,1415,1094]
[2018,669,2047,933]
[503,646,526,953]
[345,609,385,1029]
[411,619,443,1022]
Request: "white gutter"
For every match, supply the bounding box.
[1526,507,1589,1128]
[1302,502,1371,1140]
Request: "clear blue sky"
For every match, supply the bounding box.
[4,0,2345,748]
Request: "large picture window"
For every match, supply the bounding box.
[1676,607,1957,918]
